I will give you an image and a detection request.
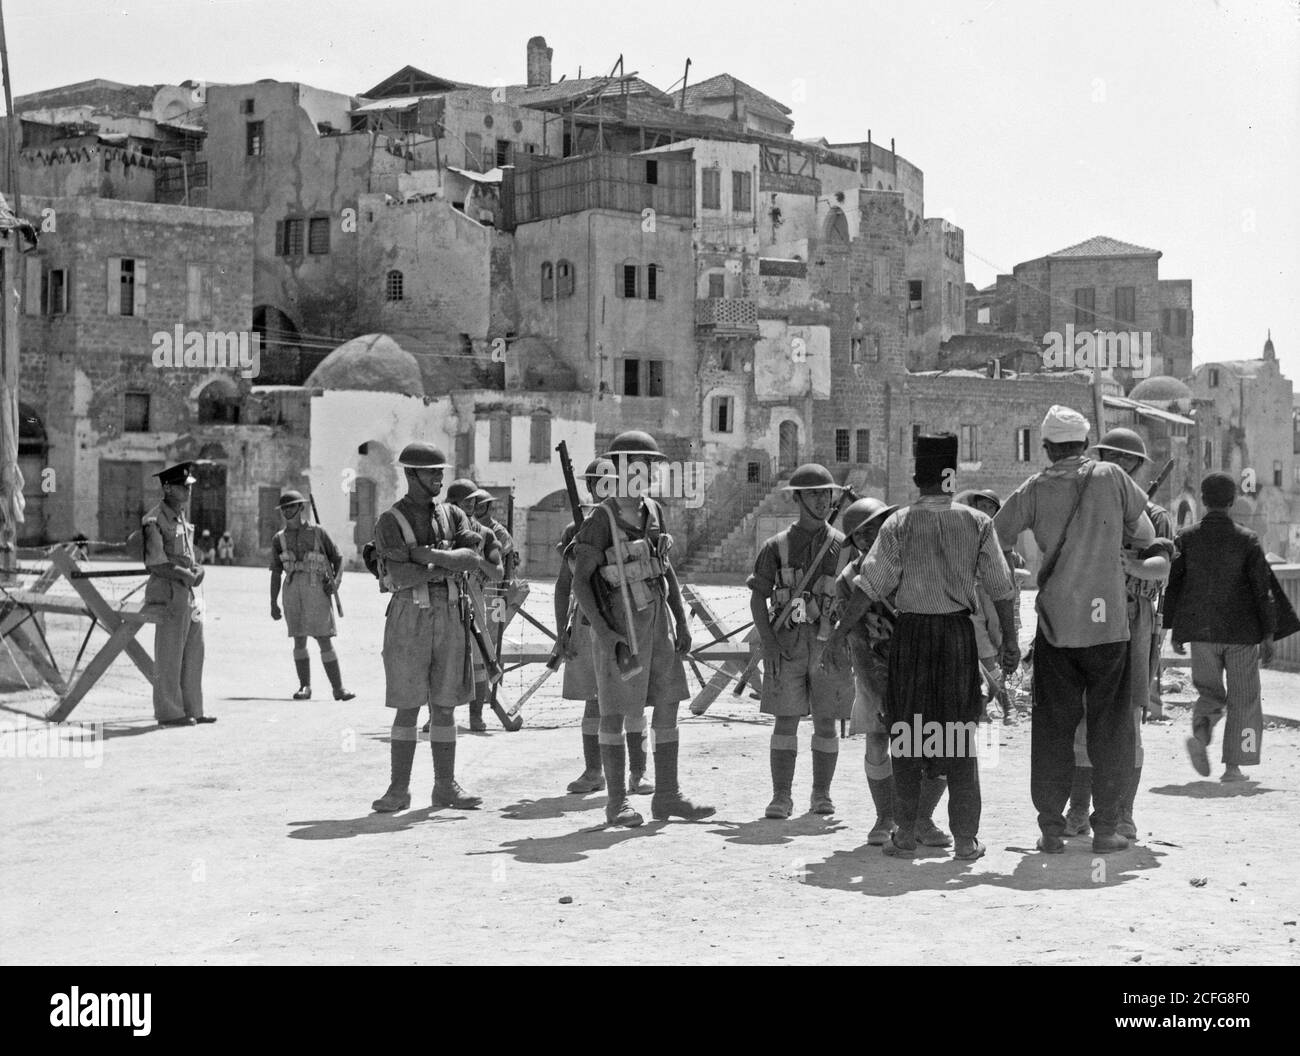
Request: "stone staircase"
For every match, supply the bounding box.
[679,482,793,576]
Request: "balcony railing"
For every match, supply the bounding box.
[695,297,758,333]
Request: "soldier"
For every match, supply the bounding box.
[558,460,652,795]
[1064,429,1174,838]
[269,490,354,701]
[475,488,530,731]
[141,462,213,727]
[571,430,712,827]
[747,464,855,818]
[444,479,504,732]
[370,444,486,813]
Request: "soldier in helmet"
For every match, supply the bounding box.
[370,444,487,813]
[269,490,354,701]
[748,463,855,819]
[570,430,712,827]
[474,488,532,722]
[558,459,652,796]
[1062,428,1173,840]
[444,479,505,732]
[141,462,213,727]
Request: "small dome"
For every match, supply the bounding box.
[304,333,425,396]
[1130,375,1192,407]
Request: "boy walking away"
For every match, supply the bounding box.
[270,491,354,701]
[852,436,1019,861]
[748,464,856,819]
[1164,472,1275,783]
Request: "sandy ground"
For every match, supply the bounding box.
[2,563,1298,966]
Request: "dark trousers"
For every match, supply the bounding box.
[894,754,980,839]
[1031,631,1133,837]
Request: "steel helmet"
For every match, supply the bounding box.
[583,458,617,481]
[1093,427,1149,462]
[841,497,898,538]
[445,478,480,504]
[782,463,841,491]
[954,488,1003,513]
[602,430,667,461]
[469,488,495,506]
[398,442,452,469]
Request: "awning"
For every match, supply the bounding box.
[1103,395,1194,426]
[351,95,428,112]
[446,166,504,184]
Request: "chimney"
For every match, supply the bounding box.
[527,36,553,87]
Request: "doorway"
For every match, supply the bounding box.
[778,420,800,475]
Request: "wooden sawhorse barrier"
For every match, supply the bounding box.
[0,547,159,722]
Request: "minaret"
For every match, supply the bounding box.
[1263,329,1275,360]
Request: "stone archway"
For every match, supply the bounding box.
[778,420,800,475]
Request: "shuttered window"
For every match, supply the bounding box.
[106,257,146,316]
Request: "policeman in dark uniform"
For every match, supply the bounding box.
[141,461,213,727]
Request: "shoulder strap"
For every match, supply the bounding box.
[433,503,451,544]
[388,506,417,545]
[275,532,288,556]
[1038,461,1095,584]
[777,528,791,571]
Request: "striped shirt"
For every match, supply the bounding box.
[855,495,1016,614]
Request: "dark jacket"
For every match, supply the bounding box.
[1163,511,1276,645]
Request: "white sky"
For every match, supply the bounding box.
[6,0,1297,379]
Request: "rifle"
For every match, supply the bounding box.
[1147,458,1175,501]
[305,483,344,617]
[459,574,519,730]
[732,485,859,696]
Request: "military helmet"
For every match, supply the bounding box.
[782,463,842,491]
[954,488,1003,513]
[841,497,898,538]
[602,430,667,461]
[469,488,495,506]
[397,441,451,469]
[1093,427,1149,462]
[445,478,480,504]
[583,458,618,481]
[277,489,308,510]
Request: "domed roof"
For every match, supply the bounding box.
[1129,375,1192,404]
[304,334,425,396]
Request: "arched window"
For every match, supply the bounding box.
[385,270,404,302]
[823,206,849,245]
[556,259,575,297]
[197,379,241,424]
[541,261,554,300]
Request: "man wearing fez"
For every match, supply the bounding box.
[849,434,1018,861]
[994,406,1152,854]
[141,462,213,727]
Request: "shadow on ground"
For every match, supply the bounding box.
[802,840,1166,896]
[498,792,609,821]
[1149,781,1275,799]
[287,808,468,839]
[473,821,669,864]
[708,812,848,847]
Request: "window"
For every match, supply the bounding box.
[1074,287,1096,327]
[1115,286,1136,325]
[620,263,639,299]
[308,217,331,255]
[855,428,871,463]
[1275,461,1283,488]
[123,392,150,432]
[541,261,554,300]
[45,267,68,315]
[873,259,889,296]
[276,218,304,256]
[464,132,482,171]
[495,139,512,167]
[459,333,473,355]
[707,273,725,298]
[489,415,512,462]
[746,461,761,484]
[850,338,862,364]
[556,259,575,297]
[908,280,923,308]
[711,395,734,433]
[529,412,551,462]
[386,270,404,302]
[1208,367,1220,388]
[186,264,212,322]
[977,306,991,324]
[619,357,667,397]
[732,170,752,212]
[246,121,264,157]
[961,424,979,462]
[107,257,145,316]
[1016,427,1032,462]
[719,347,735,371]
[644,159,658,185]
[702,168,721,209]
[1162,307,1188,337]
[646,263,659,301]
[242,98,255,115]
[835,428,851,463]
[867,334,881,362]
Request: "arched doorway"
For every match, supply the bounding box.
[17,403,47,545]
[525,489,573,577]
[1174,494,1197,531]
[191,443,228,540]
[778,420,800,476]
[823,207,850,245]
[351,440,396,552]
[252,305,302,383]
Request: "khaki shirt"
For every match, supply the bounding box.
[142,500,197,603]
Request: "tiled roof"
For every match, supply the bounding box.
[682,74,792,120]
[1047,235,1161,259]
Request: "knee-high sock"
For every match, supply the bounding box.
[430,721,457,784]
[389,723,418,791]
[770,733,797,794]
[625,711,648,775]
[653,727,682,796]
[581,699,601,772]
[599,732,628,806]
[320,647,344,692]
[293,646,311,688]
[810,734,838,793]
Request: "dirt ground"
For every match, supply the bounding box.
[2,564,1298,965]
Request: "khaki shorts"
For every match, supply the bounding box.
[760,623,854,720]
[592,595,688,716]
[382,589,473,710]
[282,574,336,638]
[561,618,598,700]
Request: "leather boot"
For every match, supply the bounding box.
[568,729,605,793]
[322,656,354,701]
[866,776,897,845]
[809,741,838,815]
[292,655,311,700]
[601,741,642,827]
[765,747,797,819]
[650,737,715,821]
[468,703,488,732]
[915,774,953,847]
[372,737,415,812]
[1117,765,1142,840]
[431,737,481,809]
[1065,765,1093,836]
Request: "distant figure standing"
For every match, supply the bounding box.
[1164,472,1275,782]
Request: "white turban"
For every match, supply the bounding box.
[1041,404,1091,444]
